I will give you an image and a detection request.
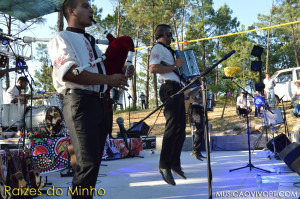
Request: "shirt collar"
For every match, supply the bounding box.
[66,27,85,34]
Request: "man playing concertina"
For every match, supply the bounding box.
[150,24,186,186]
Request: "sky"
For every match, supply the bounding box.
[22,0,274,39]
[0,0,274,91]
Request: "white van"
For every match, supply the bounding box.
[271,67,300,103]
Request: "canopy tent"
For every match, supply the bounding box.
[0,0,64,23]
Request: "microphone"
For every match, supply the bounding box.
[23,36,50,43]
[222,76,235,80]
[116,117,130,150]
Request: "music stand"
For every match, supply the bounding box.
[228,81,270,173]
[262,108,284,159]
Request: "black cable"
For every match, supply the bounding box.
[129,106,163,152]
[293,182,300,188]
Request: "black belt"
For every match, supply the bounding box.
[163,80,182,87]
[65,89,106,99]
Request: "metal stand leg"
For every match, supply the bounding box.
[230,93,270,173]
[268,126,280,160]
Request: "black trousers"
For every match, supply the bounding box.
[236,106,252,117]
[63,92,108,199]
[159,81,186,169]
[189,104,204,153]
[141,100,146,109]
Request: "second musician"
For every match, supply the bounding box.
[150,24,186,186]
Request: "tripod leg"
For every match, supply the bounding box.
[229,165,249,172]
[252,165,271,173]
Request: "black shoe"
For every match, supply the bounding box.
[171,166,186,179]
[159,168,176,186]
[198,153,206,159]
[190,152,203,161]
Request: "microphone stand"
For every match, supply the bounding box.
[279,96,289,138]
[20,67,36,182]
[6,41,35,182]
[127,50,235,199]
[228,80,270,173]
[127,91,132,126]
[21,67,36,131]
[60,140,74,177]
[201,77,212,197]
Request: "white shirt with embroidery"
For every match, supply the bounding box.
[149,43,180,83]
[4,85,19,104]
[48,31,107,94]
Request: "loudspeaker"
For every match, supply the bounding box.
[266,134,291,153]
[290,156,300,175]
[141,135,156,149]
[129,122,150,136]
[279,142,300,174]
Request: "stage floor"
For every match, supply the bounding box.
[36,150,300,199]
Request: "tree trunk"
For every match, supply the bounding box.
[221,95,228,119]
[5,16,12,89]
[123,92,126,109]
[152,0,158,108]
[291,24,300,67]
[116,0,121,37]
[180,0,185,51]
[153,74,158,108]
[57,9,64,32]
[265,0,274,73]
[131,25,140,109]
[215,40,220,101]
[146,48,150,109]
[201,41,206,70]
[169,0,180,50]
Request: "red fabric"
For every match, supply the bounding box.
[104,34,134,76]
[103,34,134,107]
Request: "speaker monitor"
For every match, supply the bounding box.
[290,156,300,175]
[279,142,300,174]
[129,122,150,136]
[266,134,291,153]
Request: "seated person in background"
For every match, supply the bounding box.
[290,81,300,109]
[52,112,62,133]
[4,76,29,104]
[188,93,206,161]
[236,93,252,119]
[293,104,300,118]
